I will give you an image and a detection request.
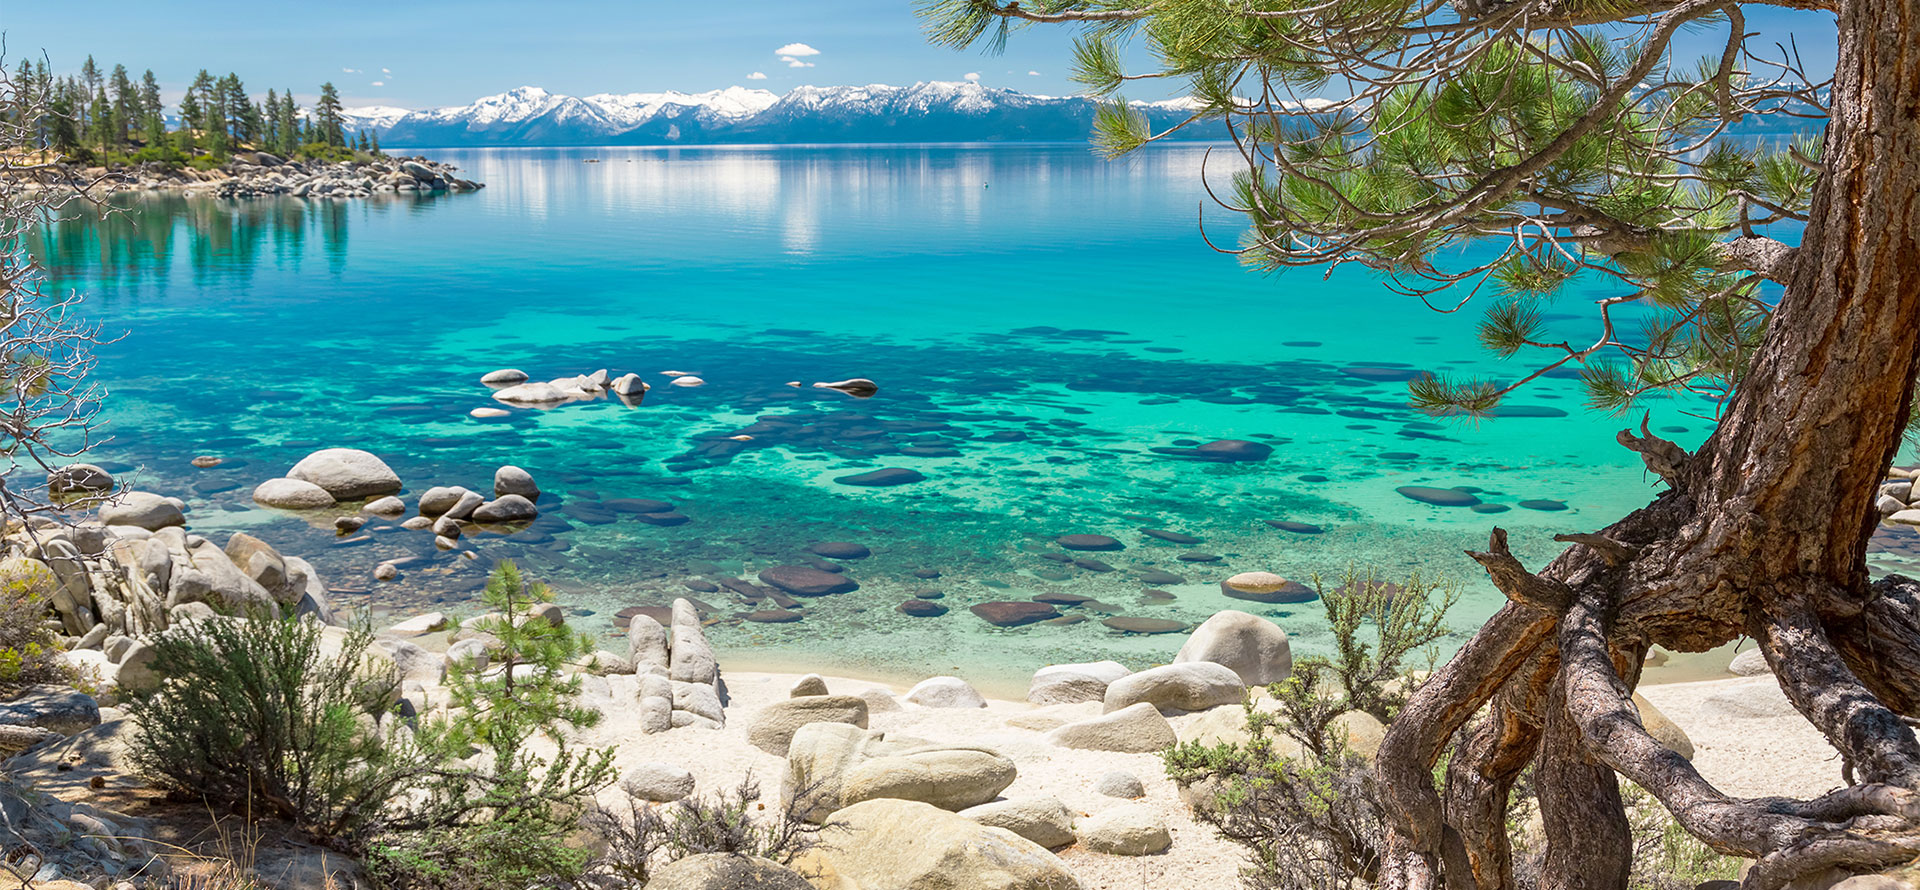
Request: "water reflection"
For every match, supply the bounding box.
[33,191,463,299]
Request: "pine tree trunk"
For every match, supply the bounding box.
[1375,0,1920,885]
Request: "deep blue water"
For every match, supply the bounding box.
[34,144,1859,691]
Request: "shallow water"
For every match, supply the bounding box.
[34,145,1911,694]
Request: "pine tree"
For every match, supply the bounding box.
[315,82,344,147]
[277,91,298,156]
[923,0,1920,883]
[263,89,280,149]
[108,64,134,146]
[87,88,112,157]
[177,75,204,135]
[45,91,79,156]
[137,69,163,145]
[369,130,379,155]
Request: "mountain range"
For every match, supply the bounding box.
[350,82,1270,147]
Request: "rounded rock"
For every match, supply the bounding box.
[1095,771,1146,799]
[620,762,697,802]
[286,448,402,500]
[905,676,986,709]
[1174,610,1294,686]
[494,465,540,498]
[100,491,188,529]
[252,478,336,510]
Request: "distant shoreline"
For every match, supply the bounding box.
[7,150,483,199]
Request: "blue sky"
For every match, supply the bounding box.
[4,0,1836,109]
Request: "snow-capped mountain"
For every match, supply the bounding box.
[336,105,411,133]
[374,82,1251,147]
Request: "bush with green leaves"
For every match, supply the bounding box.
[124,614,407,838]
[1166,569,1743,890]
[1165,568,1455,889]
[0,561,80,694]
[585,775,837,886]
[366,560,615,890]
[127,561,616,890]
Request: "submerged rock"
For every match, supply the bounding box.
[759,565,857,596]
[1056,534,1123,551]
[807,541,871,559]
[1396,485,1482,507]
[834,468,926,487]
[970,602,1060,627]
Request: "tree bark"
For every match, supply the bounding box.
[1376,0,1920,884]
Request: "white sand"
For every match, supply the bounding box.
[572,660,1839,888]
[581,669,1250,888]
[1638,674,1843,799]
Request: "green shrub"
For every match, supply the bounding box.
[585,775,838,886]
[366,561,615,889]
[124,614,409,840]
[0,559,81,694]
[1165,567,1456,889]
[126,563,616,889]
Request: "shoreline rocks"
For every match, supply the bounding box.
[14,153,483,199]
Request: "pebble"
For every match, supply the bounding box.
[1057,534,1123,551]
[898,599,948,617]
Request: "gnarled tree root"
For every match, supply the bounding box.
[1379,525,1920,890]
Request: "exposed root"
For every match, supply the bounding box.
[1756,590,1920,787]
[1376,604,1554,886]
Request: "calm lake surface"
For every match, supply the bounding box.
[36,144,1899,692]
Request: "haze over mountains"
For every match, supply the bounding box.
[349,82,1260,146]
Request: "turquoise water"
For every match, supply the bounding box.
[33,145,1830,693]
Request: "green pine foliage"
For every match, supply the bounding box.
[2,60,387,168]
[123,561,616,890]
[367,560,615,890]
[918,0,1824,418]
[124,614,410,838]
[1163,568,1456,889]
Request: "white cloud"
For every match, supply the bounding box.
[747,71,768,80]
[782,56,814,68]
[371,81,385,87]
[964,72,981,82]
[342,67,361,74]
[381,67,391,75]
[1028,70,1040,76]
[775,43,820,57]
